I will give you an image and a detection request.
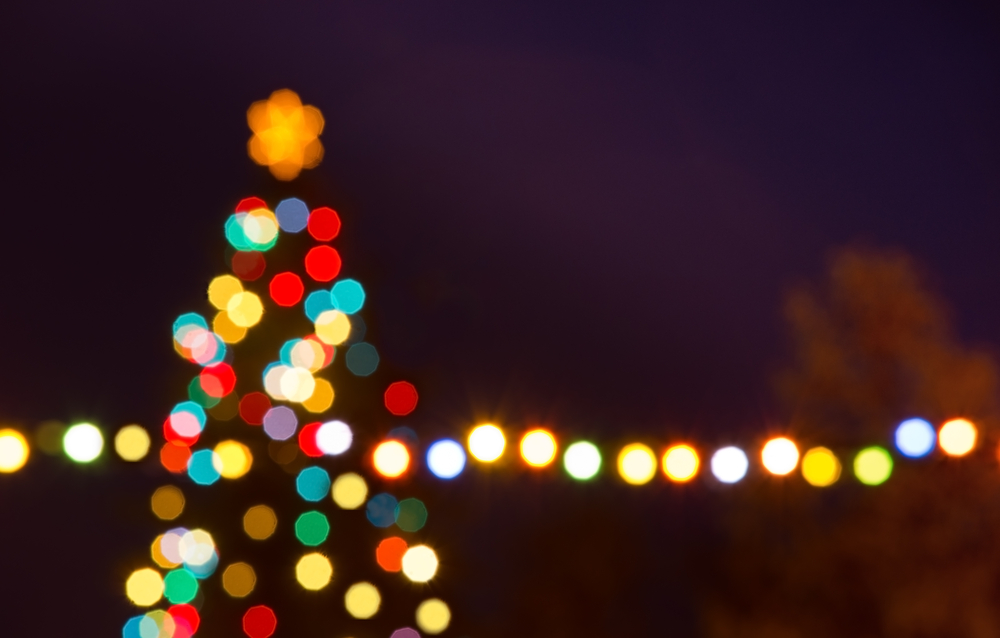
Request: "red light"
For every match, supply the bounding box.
[384,381,418,416]
[307,207,341,241]
[242,605,277,638]
[163,418,199,447]
[376,537,408,572]
[236,197,267,213]
[303,334,334,368]
[298,422,323,457]
[268,272,304,307]
[304,246,341,282]
[160,442,192,473]
[232,251,266,281]
[169,604,200,636]
[200,363,236,398]
[239,392,271,425]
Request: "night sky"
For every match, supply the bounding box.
[0,2,998,636]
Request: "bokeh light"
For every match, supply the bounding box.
[187,449,222,485]
[402,545,439,582]
[114,425,150,462]
[855,446,893,485]
[151,485,185,520]
[214,440,252,479]
[427,439,466,479]
[63,423,103,463]
[268,272,304,307]
[302,377,335,413]
[761,437,799,476]
[315,420,352,455]
[346,342,379,376]
[345,582,381,619]
[332,279,366,313]
[939,418,977,456]
[0,429,29,473]
[520,429,557,467]
[263,406,298,441]
[295,552,333,590]
[295,511,330,546]
[223,562,256,598]
[377,537,408,572]
[391,629,420,638]
[304,245,342,282]
[662,444,699,482]
[247,88,324,181]
[275,197,310,233]
[244,505,278,540]
[895,418,936,458]
[161,442,192,474]
[374,440,410,478]
[801,447,841,487]
[332,472,368,509]
[227,291,264,328]
[468,424,505,462]
[618,443,656,485]
[710,446,749,483]
[395,498,429,532]
[308,206,341,241]
[126,568,164,606]
[416,598,452,635]
[163,568,199,604]
[315,310,351,345]
[151,535,179,569]
[367,493,399,528]
[296,466,331,501]
[384,381,419,416]
[563,441,601,480]
[208,275,243,310]
[242,605,277,638]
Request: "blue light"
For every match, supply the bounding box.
[122,616,143,638]
[275,197,309,233]
[895,418,936,458]
[304,290,335,322]
[331,279,365,314]
[427,439,466,479]
[366,493,398,528]
[346,342,379,376]
[296,466,331,502]
[187,449,221,485]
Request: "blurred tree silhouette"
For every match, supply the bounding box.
[703,246,1000,638]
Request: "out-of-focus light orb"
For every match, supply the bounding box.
[563,441,601,480]
[468,424,505,462]
[114,425,150,462]
[520,429,557,467]
[895,418,936,458]
[150,535,179,569]
[332,472,368,509]
[0,429,29,473]
[377,537,408,572]
[391,629,420,638]
[243,605,278,638]
[226,291,264,328]
[297,466,332,501]
[315,310,351,345]
[187,449,222,485]
[126,568,164,606]
[208,275,243,310]
[63,423,103,463]
[296,552,333,590]
[151,485,185,520]
[367,493,400,528]
[316,420,352,455]
[395,498,429,533]
[244,505,278,540]
[662,444,699,482]
[295,511,330,546]
[222,562,256,598]
[401,545,439,582]
[761,437,799,476]
[302,377,335,413]
[345,582,381,619]
[416,598,452,635]
[163,568,199,604]
[137,610,175,638]
[801,447,841,487]
[374,440,410,478]
[618,443,656,485]
[427,439,466,479]
[855,446,893,485]
[178,529,216,568]
[939,418,977,456]
[710,447,749,484]
[248,89,324,181]
[214,440,252,478]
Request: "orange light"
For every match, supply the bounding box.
[376,537,408,572]
[373,440,410,478]
[247,89,324,181]
[939,418,977,456]
[662,444,699,482]
[520,429,557,467]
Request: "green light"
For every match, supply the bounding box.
[394,498,428,532]
[187,377,221,409]
[163,568,198,604]
[294,511,330,546]
[854,446,893,486]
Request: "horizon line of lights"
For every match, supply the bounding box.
[0,416,979,488]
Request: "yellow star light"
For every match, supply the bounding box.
[247,89,324,181]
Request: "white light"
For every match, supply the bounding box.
[63,423,104,463]
[895,418,935,458]
[427,439,466,479]
[710,446,748,484]
[316,420,352,455]
[468,424,505,462]
[563,441,601,480]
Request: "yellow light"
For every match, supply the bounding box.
[662,444,699,482]
[125,568,164,606]
[373,441,410,478]
[244,505,278,540]
[344,582,381,619]
[761,437,799,475]
[150,534,179,569]
[150,485,185,520]
[213,311,247,344]
[520,429,557,467]
[416,598,452,634]
[207,275,243,310]
[114,425,150,462]
[854,446,893,485]
[280,366,316,403]
[618,443,656,485]
[227,291,264,328]
[222,562,256,598]
[247,89,325,181]
[401,545,439,583]
[0,429,29,473]
[801,447,841,487]
[214,440,252,478]
[939,418,977,456]
[468,424,505,462]
[332,473,368,509]
[302,377,334,413]
[315,310,351,345]
[296,552,333,590]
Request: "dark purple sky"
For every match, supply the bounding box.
[0,1,998,636]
